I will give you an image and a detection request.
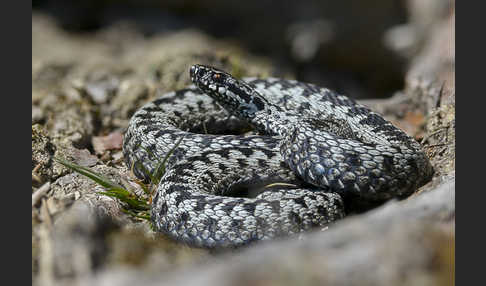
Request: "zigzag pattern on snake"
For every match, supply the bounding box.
[123,64,434,248]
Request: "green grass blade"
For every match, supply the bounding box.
[121,209,151,221]
[54,157,150,211]
[152,136,185,184]
[54,157,123,189]
[100,189,150,211]
[54,135,184,223]
[139,145,162,164]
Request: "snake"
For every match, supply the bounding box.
[123,64,434,248]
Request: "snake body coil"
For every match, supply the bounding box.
[123,64,433,247]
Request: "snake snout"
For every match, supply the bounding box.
[190,65,197,79]
[190,64,205,82]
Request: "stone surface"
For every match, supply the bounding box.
[82,179,454,286]
[35,201,209,286]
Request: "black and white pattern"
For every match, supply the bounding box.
[123,64,434,248]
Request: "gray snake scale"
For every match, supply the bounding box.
[123,64,434,248]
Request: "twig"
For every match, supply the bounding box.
[425,143,450,148]
[32,163,42,183]
[32,182,51,208]
[40,198,53,229]
[421,127,446,145]
[435,81,446,109]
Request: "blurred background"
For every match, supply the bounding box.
[32,0,453,100]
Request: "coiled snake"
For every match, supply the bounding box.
[123,64,433,248]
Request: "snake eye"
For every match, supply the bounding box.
[212,73,226,84]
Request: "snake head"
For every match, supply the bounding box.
[190,64,269,119]
[190,64,233,91]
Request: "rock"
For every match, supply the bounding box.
[32,124,58,186]
[32,105,45,124]
[35,201,209,286]
[49,164,133,220]
[36,201,118,285]
[404,0,455,181]
[74,179,454,286]
[92,132,124,155]
[48,105,95,149]
[83,69,122,104]
[32,123,100,189]
[109,78,149,126]
[64,148,99,168]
